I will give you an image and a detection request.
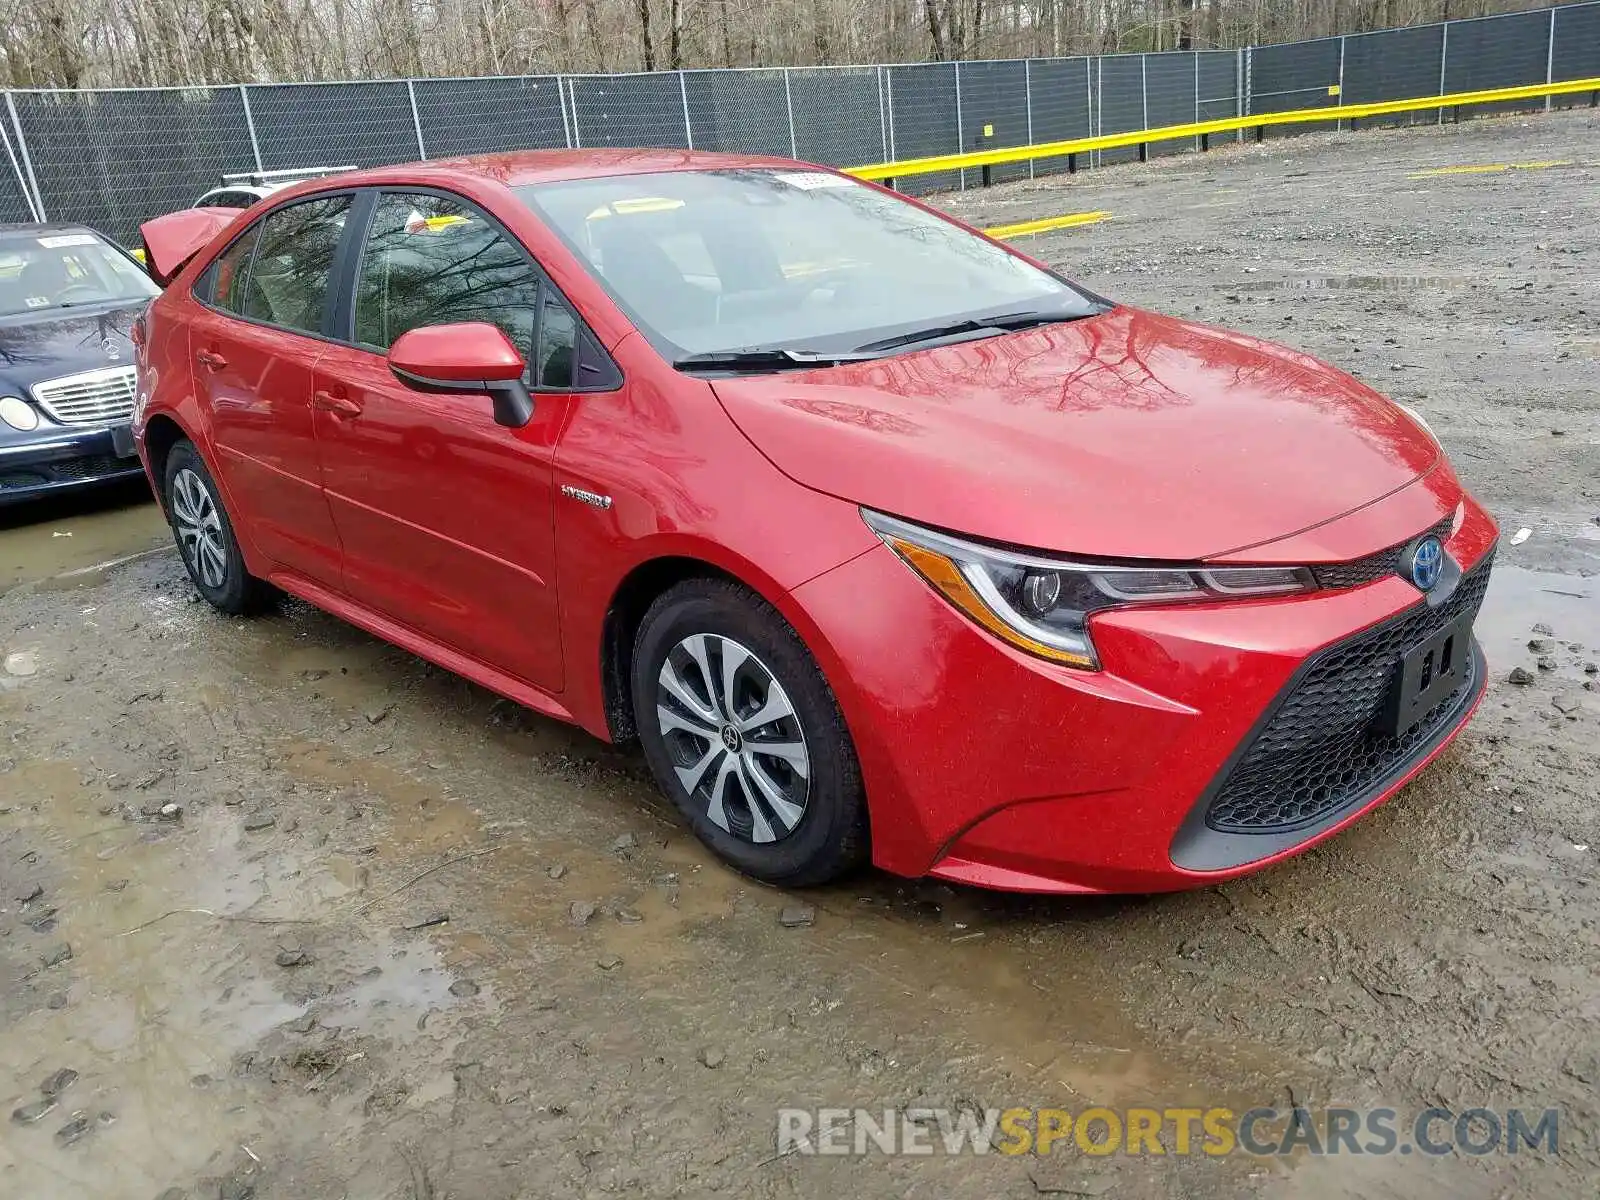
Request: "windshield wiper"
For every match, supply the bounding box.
[672,348,879,373]
[852,308,1091,354]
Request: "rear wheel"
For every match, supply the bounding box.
[631,579,867,887]
[163,439,273,615]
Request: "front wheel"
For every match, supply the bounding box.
[163,439,274,615]
[631,579,868,887]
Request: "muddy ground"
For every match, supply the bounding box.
[2,110,1598,1200]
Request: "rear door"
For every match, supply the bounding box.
[191,194,351,587]
[309,189,606,692]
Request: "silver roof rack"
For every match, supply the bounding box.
[218,165,359,188]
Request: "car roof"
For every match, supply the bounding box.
[285,148,812,193]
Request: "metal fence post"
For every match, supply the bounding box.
[1137,55,1150,162]
[1337,35,1347,132]
[239,85,263,172]
[1546,8,1557,112]
[5,92,44,220]
[558,74,574,148]
[567,77,583,148]
[1193,50,1200,151]
[0,95,40,222]
[884,67,896,162]
[782,68,799,159]
[679,72,694,149]
[406,79,427,159]
[1024,59,1035,179]
[873,66,886,163]
[1237,47,1247,144]
[954,62,965,190]
[1095,56,1103,167]
[1438,22,1449,125]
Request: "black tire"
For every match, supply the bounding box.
[162,439,274,616]
[631,578,868,887]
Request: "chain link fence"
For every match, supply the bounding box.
[4,0,1598,243]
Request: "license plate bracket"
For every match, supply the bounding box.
[1385,616,1470,737]
[111,423,137,458]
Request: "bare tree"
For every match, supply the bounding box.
[0,0,1562,87]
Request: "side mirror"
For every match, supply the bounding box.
[388,322,534,429]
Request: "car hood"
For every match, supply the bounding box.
[0,301,141,395]
[710,306,1443,561]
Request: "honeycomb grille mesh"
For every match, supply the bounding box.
[1204,554,1492,834]
[1311,515,1455,590]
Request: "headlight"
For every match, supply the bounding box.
[0,396,39,431]
[862,510,1315,670]
[1395,402,1437,444]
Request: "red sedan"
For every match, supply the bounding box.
[131,150,1496,894]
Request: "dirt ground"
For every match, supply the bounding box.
[3,110,1598,1200]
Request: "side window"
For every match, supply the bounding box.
[354,192,540,357]
[207,226,260,314]
[240,195,350,335]
[535,291,576,389]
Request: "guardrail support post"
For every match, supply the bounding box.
[1200,131,1210,152]
[1137,141,1148,162]
[1067,152,1077,174]
[1253,124,1264,143]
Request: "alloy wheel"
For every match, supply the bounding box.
[655,633,810,843]
[170,467,228,590]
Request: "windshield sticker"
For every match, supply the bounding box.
[37,233,99,248]
[773,172,856,191]
[24,296,50,308]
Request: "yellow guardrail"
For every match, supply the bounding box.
[846,76,1600,183]
[983,210,1111,238]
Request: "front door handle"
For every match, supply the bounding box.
[312,390,363,418]
[196,349,227,370]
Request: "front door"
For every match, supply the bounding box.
[311,190,585,693]
[193,194,351,587]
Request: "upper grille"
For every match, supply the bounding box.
[1203,553,1492,835]
[32,366,137,427]
[1311,515,1455,590]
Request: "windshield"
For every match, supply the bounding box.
[0,231,158,319]
[515,169,1101,360]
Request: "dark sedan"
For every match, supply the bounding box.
[0,223,159,505]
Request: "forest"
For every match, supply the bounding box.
[0,0,1578,88]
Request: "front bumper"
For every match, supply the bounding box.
[789,491,1498,894]
[0,423,145,506]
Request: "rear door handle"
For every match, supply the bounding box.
[196,349,227,370]
[312,389,363,418]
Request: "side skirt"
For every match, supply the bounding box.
[266,569,581,730]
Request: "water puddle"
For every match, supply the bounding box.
[1474,564,1598,676]
[1,483,168,594]
[0,758,476,1197]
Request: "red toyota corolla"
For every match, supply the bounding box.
[132,149,1496,894]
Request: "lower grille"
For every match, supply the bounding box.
[0,455,139,491]
[1203,554,1492,834]
[31,366,137,427]
[1311,514,1455,590]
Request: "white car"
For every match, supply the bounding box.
[191,166,357,211]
